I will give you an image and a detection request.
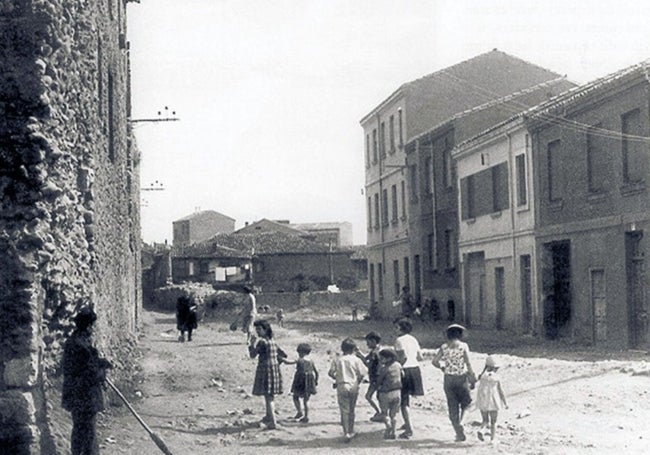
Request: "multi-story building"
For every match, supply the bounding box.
[363,49,573,319]
[173,209,235,247]
[528,61,650,348]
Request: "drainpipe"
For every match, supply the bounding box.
[507,132,517,331]
[378,113,386,309]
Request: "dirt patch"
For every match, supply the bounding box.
[96,307,650,454]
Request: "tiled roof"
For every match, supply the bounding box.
[174,231,339,258]
[291,222,350,231]
[362,49,567,139]
[454,58,650,151]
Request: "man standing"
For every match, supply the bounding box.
[62,306,112,455]
[400,286,414,318]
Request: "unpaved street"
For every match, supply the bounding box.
[97,308,650,454]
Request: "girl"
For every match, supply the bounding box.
[432,323,476,442]
[328,338,366,442]
[285,342,319,423]
[376,348,402,440]
[476,355,508,444]
[394,318,424,439]
[249,319,287,429]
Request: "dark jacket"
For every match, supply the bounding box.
[62,330,111,414]
[176,298,198,331]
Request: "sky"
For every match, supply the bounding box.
[127,0,650,246]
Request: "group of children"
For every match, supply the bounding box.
[246,317,508,444]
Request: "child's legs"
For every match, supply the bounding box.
[292,394,302,413]
[488,411,498,438]
[388,391,401,430]
[303,395,310,416]
[480,410,489,426]
[337,386,352,434]
[366,384,380,413]
[264,395,276,426]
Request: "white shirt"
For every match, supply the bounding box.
[395,333,421,368]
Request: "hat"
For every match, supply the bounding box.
[74,306,97,328]
[485,355,497,368]
[447,323,466,331]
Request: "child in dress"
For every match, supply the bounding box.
[432,323,476,442]
[376,348,403,440]
[284,343,319,423]
[355,331,383,422]
[248,319,287,429]
[328,338,367,442]
[476,355,508,444]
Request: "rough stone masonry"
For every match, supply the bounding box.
[1,1,141,453]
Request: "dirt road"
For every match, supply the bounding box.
[97,308,650,454]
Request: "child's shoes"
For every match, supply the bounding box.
[299,416,309,423]
[292,412,304,420]
[370,412,385,422]
[383,429,396,439]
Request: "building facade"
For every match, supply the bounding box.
[0,1,141,453]
[172,209,235,247]
[364,49,573,319]
[529,62,650,348]
[455,120,538,332]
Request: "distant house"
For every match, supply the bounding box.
[173,210,236,247]
[236,218,310,237]
[291,221,354,247]
[172,231,359,292]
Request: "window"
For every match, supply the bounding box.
[398,109,403,147]
[365,134,370,168]
[587,124,608,192]
[373,193,380,229]
[424,156,432,194]
[372,129,378,163]
[427,234,434,268]
[393,260,400,298]
[400,180,406,219]
[516,154,527,205]
[461,174,476,219]
[108,70,115,162]
[380,121,386,158]
[443,136,453,187]
[547,140,563,202]
[409,165,418,200]
[444,229,455,268]
[188,261,195,276]
[391,184,398,222]
[369,263,375,303]
[403,257,410,290]
[389,115,395,153]
[377,263,384,300]
[492,163,508,211]
[381,189,389,226]
[367,196,372,230]
[621,108,644,183]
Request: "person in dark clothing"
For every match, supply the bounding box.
[176,295,198,342]
[62,306,112,455]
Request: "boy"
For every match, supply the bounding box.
[356,331,383,422]
[376,348,403,439]
[329,338,366,442]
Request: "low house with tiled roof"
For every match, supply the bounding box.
[172,231,360,292]
[290,221,353,247]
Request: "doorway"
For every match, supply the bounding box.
[626,232,647,348]
[495,267,506,330]
[541,240,572,339]
[465,252,486,327]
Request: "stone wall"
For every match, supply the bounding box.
[0,1,141,453]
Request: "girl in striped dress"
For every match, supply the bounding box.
[249,319,287,429]
[285,343,319,423]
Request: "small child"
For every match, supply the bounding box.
[276,308,284,327]
[355,331,382,422]
[284,343,319,423]
[351,306,358,321]
[376,348,402,440]
[328,338,366,442]
[476,355,508,444]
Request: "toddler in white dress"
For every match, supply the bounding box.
[476,355,508,444]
